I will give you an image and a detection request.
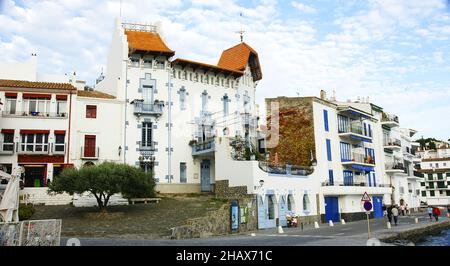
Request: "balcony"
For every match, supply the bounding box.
[341,152,376,171]
[81,147,99,160]
[132,100,164,116]
[52,143,66,155]
[385,162,407,174]
[191,139,215,157]
[241,113,258,128]
[137,141,156,157]
[338,123,372,142]
[258,161,314,176]
[321,181,392,196]
[1,111,67,119]
[17,143,50,154]
[381,113,399,128]
[384,138,402,150]
[0,142,15,155]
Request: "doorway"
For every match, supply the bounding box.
[200,160,211,192]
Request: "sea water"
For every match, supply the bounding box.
[416,229,450,246]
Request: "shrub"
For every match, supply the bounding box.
[19,204,35,221]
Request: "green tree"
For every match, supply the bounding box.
[49,162,155,210]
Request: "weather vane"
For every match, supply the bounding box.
[235,12,245,43]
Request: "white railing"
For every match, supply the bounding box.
[122,22,157,32]
[18,143,50,154]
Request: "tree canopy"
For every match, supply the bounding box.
[49,162,156,210]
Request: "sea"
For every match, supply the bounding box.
[416,228,450,246]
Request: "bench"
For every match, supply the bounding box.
[129,198,161,204]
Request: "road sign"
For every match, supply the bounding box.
[363,201,373,212]
[361,192,371,202]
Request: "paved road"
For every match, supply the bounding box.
[62,212,449,246]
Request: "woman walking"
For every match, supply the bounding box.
[392,205,399,226]
[427,206,433,221]
[432,207,441,222]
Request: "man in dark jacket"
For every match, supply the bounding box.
[387,206,393,224]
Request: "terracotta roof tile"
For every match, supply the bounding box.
[0,79,76,90]
[217,42,262,81]
[125,31,175,56]
[77,90,116,99]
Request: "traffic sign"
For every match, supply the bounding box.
[363,201,373,212]
[361,192,371,202]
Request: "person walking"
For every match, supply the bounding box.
[427,206,433,221]
[447,205,450,218]
[432,207,441,222]
[400,204,405,216]
[392,205,399,226]
[387,205,393,224]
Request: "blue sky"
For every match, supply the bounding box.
[0,0,449,140]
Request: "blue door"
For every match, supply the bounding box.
[373,196,383,218]
[325,197,340,222]
[200,160,211,192]
[278,195,287,227]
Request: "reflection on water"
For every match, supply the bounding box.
[416,229,450,246]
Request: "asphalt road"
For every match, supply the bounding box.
[61,212,448,246]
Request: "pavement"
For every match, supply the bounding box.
[61,212,450,246]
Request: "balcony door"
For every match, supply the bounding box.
[84,135,96,158]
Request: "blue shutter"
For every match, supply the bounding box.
[368,172,372,187]
[323,110,329,132]
[363,123,367,136]
[326,139,332,161]
[368,124,372,137]
[373,172,376,186]
[328,170,334,185]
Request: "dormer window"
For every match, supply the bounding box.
[183,71,187,80]
[143,59,152,68]
[130,57,140,67]
[156,60,165,69]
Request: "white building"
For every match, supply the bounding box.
[417,151,450,206]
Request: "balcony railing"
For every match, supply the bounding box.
[322,181,391,188]
[338,123,364,135]
[81,147,99,159]
[258,161,314,176]
[381,113,399,124]
[192,139,215,156]
[2,111,67,118]
[0,142,15,154]
[342,152,375,165]
[133,100,164,116]
[413,171,423,178]
[52,143,66,155]
[138,141,156,153]
[384,138,401,147]
[385,162,406,172]
[17,143,50,154]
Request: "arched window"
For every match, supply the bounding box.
[303,193,310,211]
[267,195,275,219]
[287,194,295,211]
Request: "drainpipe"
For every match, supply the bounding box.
[123,59,129,164]
[66,90,73,164]
[167,63,172,183]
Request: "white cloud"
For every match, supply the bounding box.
[291,1,317,14]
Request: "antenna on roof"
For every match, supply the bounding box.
[119,0,123,18]
[235,12,245,43]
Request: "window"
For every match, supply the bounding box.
[337,115,348,133]
[428,174,434,180]
[323,110,329,132]
[421,191,426,197]
[189,73,192,81]
[328,170,334,185]
[222,95,229,116]
[437,173,443,180]
[179,88,186,110]
[368,124,372,137]
[430,191,435,197]
[54,133,65,153]
[303,194,310,211]
[201,91,208,112]
[143,59,152,68]
[1,132,14,152]
[287,195,294,211]
[140,162,154,174]
[343,171,354,186]
[399,187,405,194]
[130,57,140,67]
[267,195,275,219]
[156,60,165,69]
[435,163,439,168]
[86,105,97,118]
[23,98,50,116]
[5,97,16,115]
[21,133,49,153]
[141,122,152,149]
[326,139,332,161]
[56,100,67,116]
[180,162,187,183]
[142,85,154,103]
[340,142,351,161]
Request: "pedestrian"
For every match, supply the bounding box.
[405,204,409,215]
[447,205,450,218]
[387,205,393,224]
[392,205,399,226]
[382,204,387,217]
[432,207,441,222]
[400,204,405,216]
[427,206,433,221]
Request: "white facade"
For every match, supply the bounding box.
[418,157,450,206]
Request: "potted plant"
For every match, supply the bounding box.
[188,139,197,146]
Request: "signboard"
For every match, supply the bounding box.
[363,201,373,212]
[361,192,371,202]
[231,201,239,231]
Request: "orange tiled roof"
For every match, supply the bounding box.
[0,79,76,90]
[77,90,116,99]
[125,31,175,56]
[217,42,262,81]
[171,58,244,78]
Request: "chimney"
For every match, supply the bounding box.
[320,90,327,100]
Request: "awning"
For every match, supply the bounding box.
[20,129,50,134]
[350,135,372,143]
[54,130,66,135]
[22,93,51,99]
[4,92,17,98]
[352,165,374,172]
[56,95,68,100]
[1,129,15,134]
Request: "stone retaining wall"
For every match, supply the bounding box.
[380,220,450,244]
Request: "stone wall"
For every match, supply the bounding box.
[170,180,258,239]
